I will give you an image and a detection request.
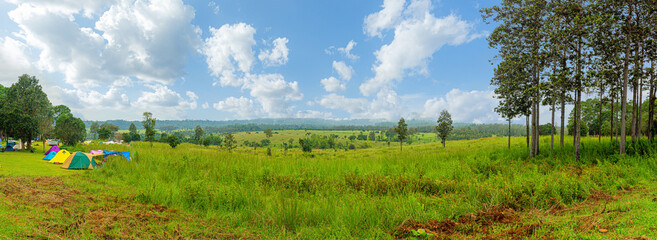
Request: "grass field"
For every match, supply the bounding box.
[1,134,657,239]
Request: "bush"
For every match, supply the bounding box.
[167,135,181,148]
[299,138,312,153]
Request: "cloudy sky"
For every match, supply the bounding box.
[0,0,554,123]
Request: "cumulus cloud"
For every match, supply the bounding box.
[296,110,333,119]
[258,37,289,67]
[318,94,370,116]
[201,23,301,117]
[202,23,256,87]
[202,102,209,109]
[364,0,405,37]
[320,76,346,92]
[95,0,201,84]
[135,85,198,111]
[8,0,200,87]
[333,61,353,81]
[57,86,130,110]
[244,73,303,117]
[0,36,33,85]
[422,89,499,123]
[213,96,257,119]
[360,0,479,96]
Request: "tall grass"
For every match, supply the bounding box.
[80,137,657,239]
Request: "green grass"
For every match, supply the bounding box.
[2,134,657,239]
[0,151,78,177]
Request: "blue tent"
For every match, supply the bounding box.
[102,151,131,161]
[4,142,16,152]
[43,151,57,160]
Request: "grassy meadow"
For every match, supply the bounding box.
[1,133,657,239]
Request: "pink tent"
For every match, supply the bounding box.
[90,150,104,155]
[44,146,60,155]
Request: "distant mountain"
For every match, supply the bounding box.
[83,118,468,131]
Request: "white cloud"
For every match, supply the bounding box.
[258,37,289,67]
[8,0,201,87]
[208,1,220,15]
[318,94,370,116]
[317,89,402,120]
[57,86,130,110]
[244,73,303,118]
[0,36,33,85]
[360,0,478,96]
[296,110,333,119]
[338,40,358,60]
[95,0,201,84]
[134,85,196,109]
[422,89,499,123]
[201,23,301,117]
[202,23,256,87]
[202,102,209,109]
[213,96,257,119]
[364,0,405,37]
[332,61,353,80]
[320,76,346,92]
[6,0,113,18]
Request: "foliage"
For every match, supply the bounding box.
[395,117,408,151]
[5,74,51,148]
[54,113,86,146]
[436,110,454,147]
[223,133,236,151]
[298,138,312,153]
[194,125,204,144]
[98,122,119,140]
[142,112,157,146]
[539,123,556,136]
[265,128,273,138]
[90,122,100,140]
[52,105,70,121]
[167,135,181,149]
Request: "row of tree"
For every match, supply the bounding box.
[484,0,657,159]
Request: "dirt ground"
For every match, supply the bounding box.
[0,176,240,239]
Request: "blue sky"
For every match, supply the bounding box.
[0,0,542,123]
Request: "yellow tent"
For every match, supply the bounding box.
[49,150,71,164]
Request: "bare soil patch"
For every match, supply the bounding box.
[0,176,236,239]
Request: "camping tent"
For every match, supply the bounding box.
[4,142,16,151]
[49,150,71,164]
[90,150,104,155]
[45,146,60,155]
[43,151,57,160]
[60,152,97,170]
[102,151,131,161]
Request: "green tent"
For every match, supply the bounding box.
[60,152,97,170]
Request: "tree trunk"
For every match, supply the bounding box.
[631,44,640,143]
[620,2,632,155]
[649,59,656,141]
[561,91,565,148]
[611,93,615,142]
[575,36,582,162]
[599,82,603,143]
[508,118,511,149]
[638,78,643,139]
[550,98,556,152]
[400,141,403,152]
[526,115,530,148]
